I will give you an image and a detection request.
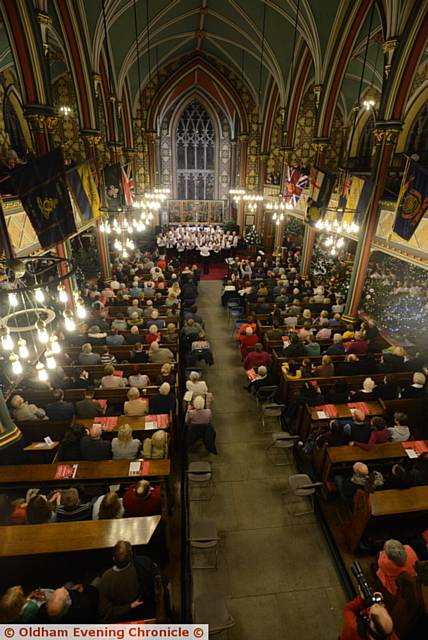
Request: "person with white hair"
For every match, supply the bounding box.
[9,394,47,422]
[147,309,165,330]
[149,382,175,414]
[401,371,426,398]
[185,395,217,454]
[376,539,418,595]
[124,387,148,417]
[80,423,112,460]
[350,377,377,402]
[148,341,174,364]
[239,325,259,355]
[186,371,208,398]
[145,324,160,345]
[78,342,101,365]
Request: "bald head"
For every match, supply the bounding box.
[369,603,394,637]
[353,462,369,476]
[46,587,70,620]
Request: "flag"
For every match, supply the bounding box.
[393,159,428,240]
[306,168,334,224]
[337,173,352,220]
[10,147,76,249]
[284,164,309,208]
[67,162,101,222]
[121,162,135,206]
[102,163,123,211]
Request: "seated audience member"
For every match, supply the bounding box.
[126,325,142,345]
[324,380,349,404]
[148,341,174,364]
[98,540,158,622]
[75,388,104,419]
[106,328,126,347]
[239,326,259,355]
[99,345,117,366]
[342,324,355,340]
[142,300,154,318]
[128,367,150,389]
[26,493,59,524]
[112,423,141,460]
[78,342,101,366]
[163,323,178,345]
[350,377,377,402]
[9,395,47,422]
[342,409,371,444]
[147,309,165,330]
[124,387,148,417]
[407,452,428,486]
[87,325,107,345]
[0,584,52,623]
[185,395,217,454]
[376,539,418,596]
[335,461,384,504]
[245,365,272,394]
[60,423,86,460]
[317,420,348,447]
[150,382,175,414]
[325,333,345,355]
[282,333,305,357]
[127,298,143,317]
[157,362,176,386]
[41,584,98,623]
[401,371,426,398]
[92,491,124,520]
[352,417,390,450]
[101,364,127,389]
[378,347,406,373]
[123,480,161,517]
[186,371,208,398]
[374,374,401,401]
[266,321,283,341]
[45,389,74,421]
[145,325,160,345]
[143,430,168,459]
[111,314,128,331]
[56,488,92,522]
[73,369,94,390]
[283,360,302,380]
[185,394,212,427]
[303,334,321,356]
[80,423,112,460]
[130,342,149,364]
[388,412,410,442]
[345,330,368,355]
[338,594,398,640]
[243,343,273,370]
[315,319,332,340]
[336,353,361,376]
[313,355,335,378]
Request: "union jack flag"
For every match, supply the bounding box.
[338,172,352,218]
[121,162,135,206]
[284,164,309,208]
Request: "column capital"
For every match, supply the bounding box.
[373,121,402,144]
[311,137,330,152]
[239,133,249,142]
[81,129,102,146]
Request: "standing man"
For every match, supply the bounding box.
[339,594,398,639]
[200,243,210,275]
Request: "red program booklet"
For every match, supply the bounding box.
[246,368,257,381]
[94,417,118,432]
[402,441,428,454]
[113,370,124,377]
[54,464,78,480]
[315,404,337,418]
[348,402,370,415]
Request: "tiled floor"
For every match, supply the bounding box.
[189,281,346,639]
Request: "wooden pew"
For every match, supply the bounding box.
[17,386,163,406]
[346,487,428,552]
[60,362,176,380]
[0,459,171,489]
[319,440,428,482]
[380,397,426,426]
[299,400,385,440]
[0,515,161,557]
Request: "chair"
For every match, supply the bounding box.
[193,592,235,637]
[187,461,213,501]
[189,520,219,569]
[266,432,299,465]
[255,385,278,409]
[287,474,324,515]
[260,402,285,432]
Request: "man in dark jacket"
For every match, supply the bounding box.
[39,584,98,623]
[80,424,112,460]
[341,409,371,444]
[45,389,75,421]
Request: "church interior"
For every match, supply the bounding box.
[0,1,428,638]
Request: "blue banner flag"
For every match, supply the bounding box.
[10,147,76,249]
[393,159,428,240]
[67,162,101,221]
[306,168,334,224]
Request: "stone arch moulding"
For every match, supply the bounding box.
[395,81,428,154]
[3,84,33,151]
[162,89,232,201]
[145,57,250,135]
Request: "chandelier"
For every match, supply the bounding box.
[229,188,246,203]
[315,218,360,235]
[0,255,86,380]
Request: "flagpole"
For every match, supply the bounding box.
[392,154,411,225]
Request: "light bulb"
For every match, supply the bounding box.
[36,362,48,382]
[34,289,45,303]
[10,354,23,375]
[50,336,61,353]
[64,316,76,332]
[76,304,87,319]
[58,286,68,304]
[100,222,106,232]
[8,293,18,307]
[18,339,29,359]
[36,319,49,343]
[2,334,14,351]
[45,351,57,369]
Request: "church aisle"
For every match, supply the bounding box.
[188,281,347,640]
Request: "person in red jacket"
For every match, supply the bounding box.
[243,343,272,371]
[123,480,161,517]
[239,327,259,356]
[339,595,398,639]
